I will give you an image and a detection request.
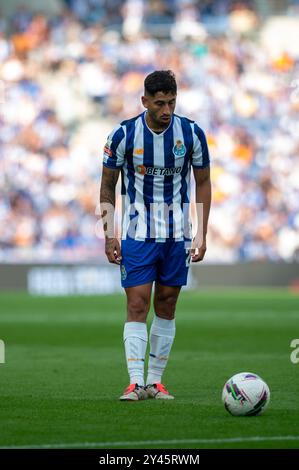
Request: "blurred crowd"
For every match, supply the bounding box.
[0,0,299,263]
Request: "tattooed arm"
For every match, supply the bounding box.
[100,166,121,265]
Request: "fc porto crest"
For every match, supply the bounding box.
[173,140,186,157]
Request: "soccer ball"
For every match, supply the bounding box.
[222,372,270,416]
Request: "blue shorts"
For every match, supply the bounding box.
[120,238,191,288]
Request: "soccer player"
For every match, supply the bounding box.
[100,70,211,400]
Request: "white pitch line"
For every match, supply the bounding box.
[1,436,299,449]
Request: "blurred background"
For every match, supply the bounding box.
[0,0,298,294]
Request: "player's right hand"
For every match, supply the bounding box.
[105,237,122,265]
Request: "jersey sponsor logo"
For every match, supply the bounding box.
[134,148,144,155]
[173,139,186,157]
[136,165,182,176]
[136,164,147,175]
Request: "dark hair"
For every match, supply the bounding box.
[144,70,177,96]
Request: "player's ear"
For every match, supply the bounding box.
[141,95,148,109]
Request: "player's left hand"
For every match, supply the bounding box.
[191,237,207,262]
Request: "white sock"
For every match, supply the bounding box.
[146,315,176,385]
[123,322,148,386]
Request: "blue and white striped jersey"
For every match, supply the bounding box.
[103,111,210,241]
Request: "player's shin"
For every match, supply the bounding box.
[146,315,176,385]
[123,322,148,386]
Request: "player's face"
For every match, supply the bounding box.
[142,91,176,130]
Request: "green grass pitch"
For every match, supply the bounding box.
[0,288,298,449]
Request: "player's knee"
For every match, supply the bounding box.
[127,296,149,320]
[154,294,178,318]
